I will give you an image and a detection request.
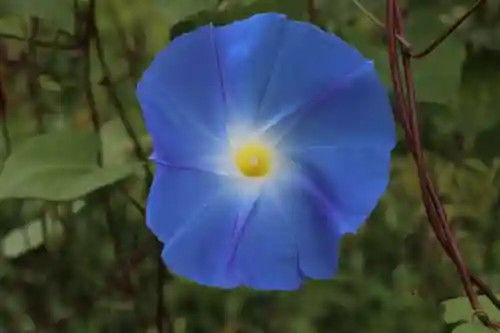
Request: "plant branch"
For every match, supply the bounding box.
[92,26,153,184]
[383,0,500,329]
[82,0,136,300]
[90,6,172,333]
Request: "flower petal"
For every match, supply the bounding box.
[230,175,341,289]
[254,19,368,131]
[148,165,245,288]
[275,65,395,150]
[288,147,391,235]
[215,13,287,130]
[137,25,228,171]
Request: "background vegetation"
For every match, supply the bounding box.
[0,0,499,332]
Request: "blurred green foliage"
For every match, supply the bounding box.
[0,0,500,332]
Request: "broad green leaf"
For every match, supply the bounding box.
[0,129,142,201]
[0,161,142,201]
[5,128,100,166]
[0,218,63,258]
[442,295,500,324]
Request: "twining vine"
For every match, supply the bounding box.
[0,0,498,331]
[359,0,500,329]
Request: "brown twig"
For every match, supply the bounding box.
[90,5,172,333]
[81,0,136,301]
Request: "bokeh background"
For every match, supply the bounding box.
[0,0,499,332]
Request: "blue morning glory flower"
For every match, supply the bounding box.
[137,13,395,290]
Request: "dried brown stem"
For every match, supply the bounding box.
[382,0,499,329]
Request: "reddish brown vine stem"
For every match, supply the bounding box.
[382,0,499,329]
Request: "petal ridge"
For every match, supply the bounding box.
[276,65,395,150]
[210,24,230,131]
[260,60,373,136]
[215,13,288,129]
[290,146,392,235]
[136,25,229,171]
[227,190,261,272]
[255,19,288,119]
[253,20,368,132]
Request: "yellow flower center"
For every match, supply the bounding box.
[233,141,272,177]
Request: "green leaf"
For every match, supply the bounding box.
[8,128,100,165]
[442,295,500,324]
[0,129,142,201]
[0,162,142,201]
[1,218,63,258]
